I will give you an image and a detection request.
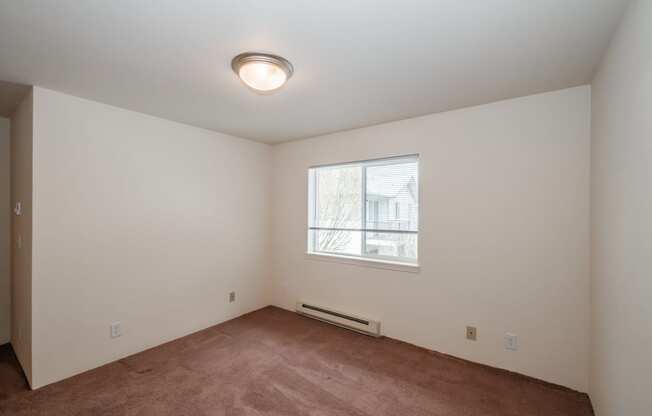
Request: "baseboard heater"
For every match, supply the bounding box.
[296,301,381,337]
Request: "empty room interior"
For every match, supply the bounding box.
[0,1,650,415]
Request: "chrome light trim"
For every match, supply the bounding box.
[231,52,294,79]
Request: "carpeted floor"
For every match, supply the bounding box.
[0,306,593,415]
[0,344,29,403]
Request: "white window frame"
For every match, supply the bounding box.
[306,155,419,269]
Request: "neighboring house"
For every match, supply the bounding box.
[365,176,418,259]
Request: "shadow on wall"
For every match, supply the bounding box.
[1,116,10,345]
[0,80,31,345]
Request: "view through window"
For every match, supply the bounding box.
[308,155,419,264]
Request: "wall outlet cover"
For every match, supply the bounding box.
[110,322,121,338]
[229,291,236,303]
[466,326,477,341]
[505,333,518,351]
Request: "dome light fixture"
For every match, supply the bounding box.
[231,52,293,93]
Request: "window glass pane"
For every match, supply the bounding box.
[315,165,362,229]
[366,161,418,231]
[364,232,417,261]
[310,229,362,257]
[308,156,418,264]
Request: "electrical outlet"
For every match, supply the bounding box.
[110,322,121,338]
[505,333,518,351]
[466,326,477,341]
[229,291,236,303]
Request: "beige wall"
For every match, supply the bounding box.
[271,86,591,391]
[0,117,10,345]
[8,85,595,393]
[10,90,34,385]
[29,87,272,388]
[590,1,652,414]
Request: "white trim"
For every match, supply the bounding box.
[307,154,420,265]
[309,226,417,234]
[305,251,420,273]
[309,154,418,169]
[361,163,367,256]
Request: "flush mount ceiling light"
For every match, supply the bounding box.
[231,52,293,93]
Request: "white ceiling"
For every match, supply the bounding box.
[0,1,628,143]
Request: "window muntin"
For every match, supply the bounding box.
[308,155,418,264]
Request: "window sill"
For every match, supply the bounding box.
[304,252,420,273]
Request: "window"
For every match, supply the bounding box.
[308,155,418,265]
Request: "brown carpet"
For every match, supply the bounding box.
[0,306,593,415]
[0,344,29,403]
